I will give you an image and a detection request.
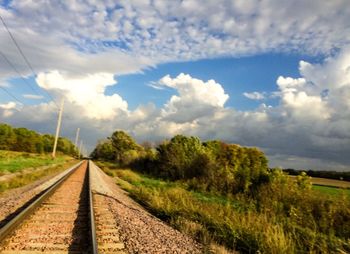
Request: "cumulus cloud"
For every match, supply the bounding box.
[243,91,266,100]
[2,48,350,170]
[36,71,128,120]
[158,73,229,123]
[0,101,17,117]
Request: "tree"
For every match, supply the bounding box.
[111,130,142,164]
[0,123,77,156]
[91,139,116,161]
[157,135,205,180]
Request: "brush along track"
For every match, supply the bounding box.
[0,161,93,253]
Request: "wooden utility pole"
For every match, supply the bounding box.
[74,127,80,148]
[79,140,83,159]
[52,98,65,158]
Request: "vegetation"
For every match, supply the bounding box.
[0,158,78,193]
[284,168,350,181]
[92,130,350,253]
[0,123,77,156]
[0,150,70,173]
[313,185,350,196]
[98,164,350,253]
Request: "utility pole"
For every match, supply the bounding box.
[74,127,80,149]
[79,140,83,159]
[52,98,64,158]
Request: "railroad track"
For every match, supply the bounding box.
[0,160,117,254]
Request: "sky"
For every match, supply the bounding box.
[0,0,350,171]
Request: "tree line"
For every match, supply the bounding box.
[0,123,77,156]
[92,130,350,252]
[284,168,350,181]
[91,130,270,195]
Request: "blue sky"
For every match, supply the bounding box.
[110,53,320,111]
[1,0,350,170]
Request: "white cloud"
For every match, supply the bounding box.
[0,101,17,117]
[243,91,265,100]
[22,94,44,99]
[2,49,350,170]
[36,71,128,120]
[147,81,166,90]
[0,101,16,110]
[158,73,229,123]
[1,0,350,81]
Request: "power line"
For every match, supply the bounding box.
[0,86,24,105]
[0,15,59,109]
[0,50,42,96]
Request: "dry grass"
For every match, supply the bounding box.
[99,164,350,253]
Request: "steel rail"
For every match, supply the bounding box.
[89,160,99,254]
[0,160,84,243]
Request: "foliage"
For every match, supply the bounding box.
[92,130,143,165]
[101,165,350,254]
[0,123,77,156]
[155,135,205,179]
[92,131,270,194]
[90,139,116,161]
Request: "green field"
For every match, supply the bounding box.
[0,150,77,193]
[0,150,70,174]
[313,184,350,196]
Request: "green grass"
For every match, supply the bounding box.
[97,162,350,254]
[313,184,350,196]
[0,150,70,173]
[0,159,78,193]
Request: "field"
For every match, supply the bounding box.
[97,162,350,253]
[313,185,350,196]
[290,175,350,188]
[0,150,77,193]
[0,150,70,174]
[289,175,350,196]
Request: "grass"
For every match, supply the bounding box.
[97,162,350,254]
[0,150,71,174]
[313,184,350,196]
[0,159,78,193]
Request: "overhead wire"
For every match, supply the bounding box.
[0,50,40,96]
[0,86,23,105]
[0,15,59,109]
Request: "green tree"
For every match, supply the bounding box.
[157,135,205,180]
[0,123,77,156]
[111,130,141,163]
[91,139,116,161]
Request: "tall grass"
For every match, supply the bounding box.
[100,165,350,253]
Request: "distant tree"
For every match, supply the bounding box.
[91,139,116,161]
[0,124,16,150]
[0,123,77,156]
[105,131,142,164]
[203,140,269,194]
[157,135,205,179]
